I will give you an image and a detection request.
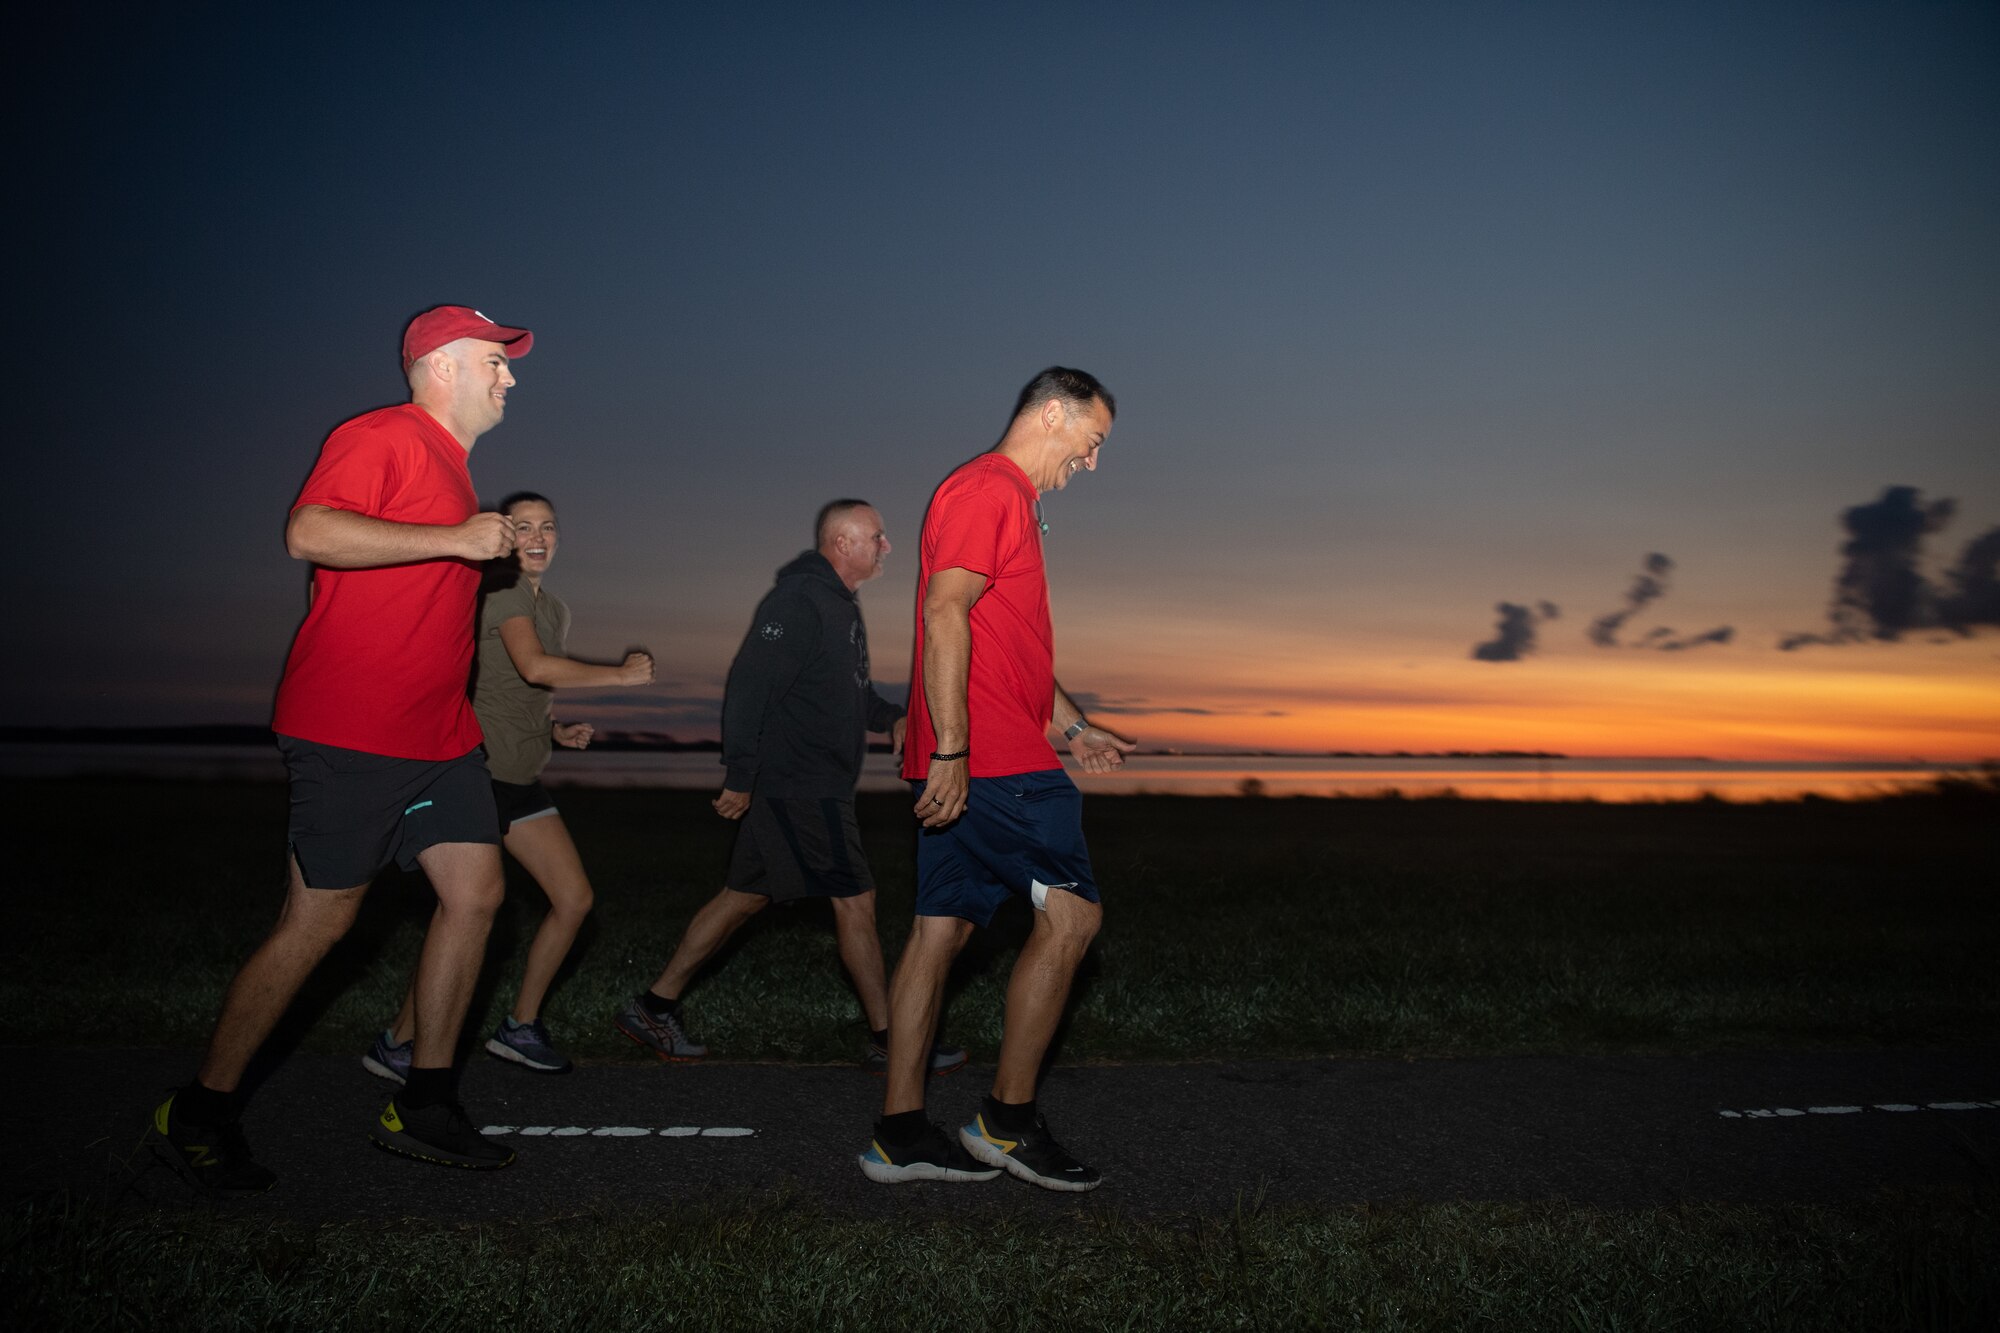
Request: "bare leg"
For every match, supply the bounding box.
[407,841,505,1069]
[498,814,595,1022]
[882,914,974,1115]
[197,857,367,1092]
[829,890,890,1031]
[387,814,594,1041]
[648,888,767,999]
[388,987,417,1047]
[991,890,1101,1105]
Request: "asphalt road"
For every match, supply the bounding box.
[17,1046,1996,1221]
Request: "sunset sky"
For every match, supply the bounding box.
[18,3,1999,762]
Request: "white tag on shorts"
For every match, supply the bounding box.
[1029,878,1078,911]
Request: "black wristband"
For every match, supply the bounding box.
[929,749,969,762]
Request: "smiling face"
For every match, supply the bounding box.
[455,338,516,434]
[1042,395,1113,492]
[506,499,558,581]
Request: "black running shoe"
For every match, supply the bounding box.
[150,1094,277,1192]
[960,1111,1101,1192]
[858,1118,1001,1184]
[370,1098,515,1170]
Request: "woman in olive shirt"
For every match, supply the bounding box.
[364,492,653,1079]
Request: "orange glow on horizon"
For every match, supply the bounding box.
[1062,634,2000,762]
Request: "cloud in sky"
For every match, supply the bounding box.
[1065,691,1290,718]
[560,692,726,736]
[1585,553,1735,653]
[1782,487,2000,649]
[1589,553,1673,647]
[1471,601,1560,663]
[1658,626,1735,651]
[1937,526,2000,633]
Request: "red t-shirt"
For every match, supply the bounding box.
[903,453,1060,780]
[271,404,485,760]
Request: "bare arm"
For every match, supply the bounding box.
[914,567,987,826]
[1051,683,1088,736]
[286,504,516,568]
[498,617,655,690]
[1053,679,1137,774]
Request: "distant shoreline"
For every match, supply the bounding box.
[0,725,1578,761]
[3,727,1981,769]
[0,724,720,754]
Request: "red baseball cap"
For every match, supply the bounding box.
[401,305,534,369]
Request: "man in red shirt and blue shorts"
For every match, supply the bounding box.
[150,306,532,1188]
[859,367,1135,1192]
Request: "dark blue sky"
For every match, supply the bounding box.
[18,2,2000,756]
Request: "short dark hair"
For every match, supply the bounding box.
[1011,366,1114,423]
[815,498,872,547]
[497,490,554,517]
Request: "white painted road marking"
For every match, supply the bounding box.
[1717,1100,1996,1119]
[482,1125,757,1138]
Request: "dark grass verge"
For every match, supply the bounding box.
[7,778,1995,1063]
[5,1191,1994,1332]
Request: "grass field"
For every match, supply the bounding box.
[4,775,1995,1330]
[7,777,1995,1063]
[7,1194,1994,1331]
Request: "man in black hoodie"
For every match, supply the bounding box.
[614,501,965,1075]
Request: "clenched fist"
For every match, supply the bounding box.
[453,511,517,560]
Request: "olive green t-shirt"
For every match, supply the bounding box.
[472,579,571,784]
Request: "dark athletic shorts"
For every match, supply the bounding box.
[726,796,875,904]
[912,769,1099,926]
[491,778,559,829]
[278,735,501,889]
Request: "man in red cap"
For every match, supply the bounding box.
[151,306,534,1187]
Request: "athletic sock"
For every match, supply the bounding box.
[876,1109,929,1145]
[175,1080,235,1127]
[401,1066,455,1110]
[983,1095,1036,1134]
[640,990,681,1020]
[870,1028,890,1050]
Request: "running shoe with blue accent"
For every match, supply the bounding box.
[485,1016,574,1073]
[960,1111,1101,1192]
[862,1035,968,1077]
[858,1118,1001,1184]
[361,1029,412,1084]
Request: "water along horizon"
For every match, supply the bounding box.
[0,743,1961,803]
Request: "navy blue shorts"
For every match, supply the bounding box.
[279,736,501,889]
[911,769,1099,926]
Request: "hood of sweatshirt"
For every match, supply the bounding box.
[774,549,854,600]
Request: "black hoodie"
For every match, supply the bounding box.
[721,550,905,797]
